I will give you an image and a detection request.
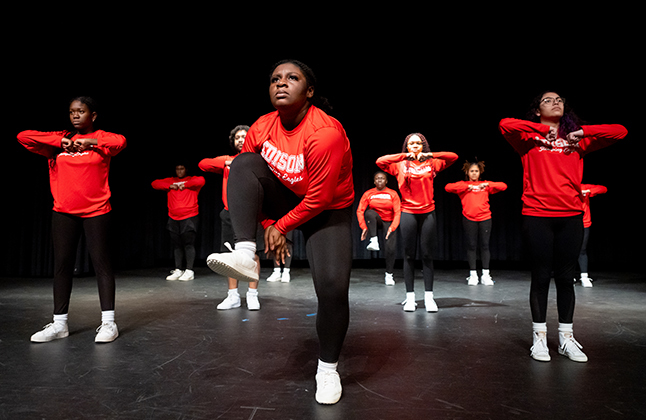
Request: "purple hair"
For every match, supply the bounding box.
[526,91,583,139]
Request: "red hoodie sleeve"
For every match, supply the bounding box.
[498,118,552,154]
[17,130,66,158]
[198,156,231,174]
[90,131,126,156]
[151,177,174,190]
[445,181,469,194]
[356,190,371,231]
[376,153,406,175]
[578,125,628,156]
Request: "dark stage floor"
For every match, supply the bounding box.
[1,266,644,419]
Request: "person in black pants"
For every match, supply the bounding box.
[205,59,354,405]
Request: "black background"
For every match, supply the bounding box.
[3,13,642,277]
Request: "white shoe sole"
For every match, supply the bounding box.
[207,254,259,283]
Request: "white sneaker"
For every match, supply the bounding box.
[217,291,241,310]
[207,244,259,283]
[315,371,342,404]
[530,331,551,362]
[402,295,417,312]
[366,236,380,251]
[178,269,194,281]
[266,270,282,282]
[246,291,260,310]
[481,273,494,286]
[467,273,479,286]
[384,272,395,286]
[166,269,184,281]
[559,333,588,362]
[580,277,593,288]
[281,271,291,283]
[95,322,119,343]
[424,294,438,312]
[31,322,69,342]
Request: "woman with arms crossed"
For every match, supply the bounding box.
[205,60,354,405]
[377,134,458,312]
[445,160,507,285]
[499,91,627,362]
[17,96,126,343]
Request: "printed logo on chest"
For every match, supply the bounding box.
[261,141,305,174]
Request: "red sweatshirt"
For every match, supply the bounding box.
[376,152,458,214]
[198,155,235,210]
[356,187,401,231]
[17,129,126,217]
[445,180,507,222]
[499,119,627,217]
[151,175,205,220]
[581,184,607,228]
[242,106,354,234]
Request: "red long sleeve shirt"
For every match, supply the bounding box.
[376,152,458,214]
[499,119,627,217]
[242,106,354,234]
[17,129,126,217]
[356,187,401,231]
[581,184,607,228]
[445,180,507,222]
[151,175,205,220]
[198,155,235,210]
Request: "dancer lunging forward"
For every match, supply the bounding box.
[205,60,354,405]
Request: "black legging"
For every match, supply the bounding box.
[51,211,115,314]
[578,227,590,273]
[399,211,437,293]
[168,216,198,270]
[522,215,583,323]
[462,217,492,270]
[228,152,352,363]
[364,209,397,273]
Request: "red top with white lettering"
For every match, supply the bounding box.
[499,118,627,217]
[17,129,126,217]
[445,180,507,222]
[151,176,205,220]
[376,152,458,214]
[356,187,401,231]
[242,106,354,234]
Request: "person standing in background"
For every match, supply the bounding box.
[151,164,205,281]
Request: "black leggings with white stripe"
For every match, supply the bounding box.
[228,152,352,363]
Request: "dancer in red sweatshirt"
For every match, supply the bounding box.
[500,91,627,363]
[151,165,205,281]
[17,96,126,343]
[204,60,353,405]
[356,171,401,285]
[377,134,457,312]
[445,160,507,285]
[578,184,608,287]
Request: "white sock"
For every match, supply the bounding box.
[272,267,281,273]
[532,322,547,333]
[581,273,589,279]
[53,314,68,324]
[558,323,574,345]
[247,288,258,296]
[470,270,478,277]
[317,359,338,374]
[228,288,239,296]
[425,291,434,298]
[101,310,115,323]
[234,241,256,260]
[406,291,415,301]
[482,269,490,276]
[283,268,290,274]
